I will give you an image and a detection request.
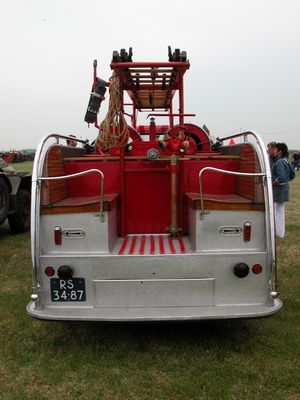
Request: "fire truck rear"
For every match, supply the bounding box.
[27,47,282,321]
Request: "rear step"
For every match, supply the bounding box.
[114,234,191,255]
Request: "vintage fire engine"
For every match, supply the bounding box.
[27,47,282,321]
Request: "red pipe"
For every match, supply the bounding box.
[170,99,173,128]
[179,73,184,126]
[133,105,137,128]
[120,148,125,237]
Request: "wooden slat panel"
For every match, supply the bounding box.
[41,145,68,206]
[185,192,264,211]
[236,144,257,200]
[41,193,119,215]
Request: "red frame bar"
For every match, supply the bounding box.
[111,62,190,69]
[147,113,195,118]
[179,73,184,126]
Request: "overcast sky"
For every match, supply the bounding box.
[1,0,299,151]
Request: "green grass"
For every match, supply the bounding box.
[0,164,299,400]
[8,160,34,173]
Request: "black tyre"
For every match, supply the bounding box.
[0,178,9,225]
[8,189,30,233]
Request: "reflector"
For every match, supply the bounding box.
[45,266,55,277]
[243,222,251,242]
[252,264,263,274]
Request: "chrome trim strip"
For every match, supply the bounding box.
[30,133,91,303]
[39,169,105,219]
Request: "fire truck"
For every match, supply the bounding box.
[27,47,282,321]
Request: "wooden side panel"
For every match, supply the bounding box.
[41,145,68,206]
[40,193,119,215]
[236,144,260,201]
[185,192,264,211]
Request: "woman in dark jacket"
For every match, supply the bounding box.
[272,142,294,238]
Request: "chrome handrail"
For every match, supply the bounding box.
[39,169,105,219]
[217,130,277,296]
[198,167,266,218]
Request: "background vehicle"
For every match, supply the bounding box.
[27,47,282,321]
[0,158,31,233]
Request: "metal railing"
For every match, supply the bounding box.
[38,169,105,220]
[198,167,266,218]
[199,130,278,297]
[216,131,275,241]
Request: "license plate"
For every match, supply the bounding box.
[50,278,86,302]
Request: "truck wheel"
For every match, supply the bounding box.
[0,178,9,225]
[8,189,30,233]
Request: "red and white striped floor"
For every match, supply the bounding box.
[114,234,191,256]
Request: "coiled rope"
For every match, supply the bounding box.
[96,73,129,152]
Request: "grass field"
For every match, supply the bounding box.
[7,160,34,173]
[0,162,299,399]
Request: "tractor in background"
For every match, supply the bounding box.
[0,158,31,233]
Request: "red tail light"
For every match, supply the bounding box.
[243,222,251,242]
[54,226,62,246]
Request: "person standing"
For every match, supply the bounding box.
[271,142,295,238]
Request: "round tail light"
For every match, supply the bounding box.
[233,263,249,278]
[57,265,73,280]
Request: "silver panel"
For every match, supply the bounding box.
[39,208,118,255]
[94,278,215,308]
[193,210,266,252]
[37,251,269,310]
